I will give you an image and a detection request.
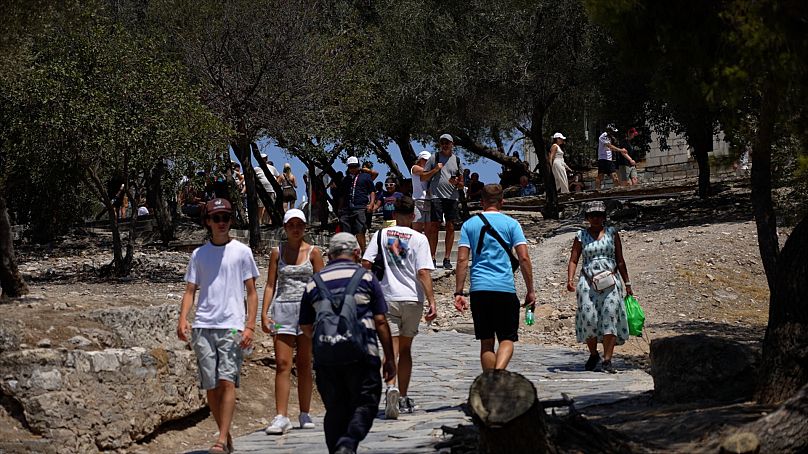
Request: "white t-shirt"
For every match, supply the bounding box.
[410,165,429,200]
[185,240,260,330]
[363,226,434,302]
[598,132,612,160]
[254,165,280,194]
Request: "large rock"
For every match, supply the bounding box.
[0,346,204,452]
[91,304,186,350]
[650,334,759,403]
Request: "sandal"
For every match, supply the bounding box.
[227,433,234,452]
[208,441,229,454]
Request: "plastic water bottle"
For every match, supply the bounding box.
[525,308,535,326]
[230,328,254,357]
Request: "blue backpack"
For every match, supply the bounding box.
[311,268,369,366]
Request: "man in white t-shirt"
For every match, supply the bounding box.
[177,198,260,454]
[254,153,280,224]
[595,125,630,191]
[362,195,437,419]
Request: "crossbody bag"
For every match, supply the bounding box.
[475,213,519,272]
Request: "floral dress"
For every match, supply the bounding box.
[574,226,630,344]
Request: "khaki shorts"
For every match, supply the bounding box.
[386,300,424,337]
[619,165,637,181]
[192,328,243,389]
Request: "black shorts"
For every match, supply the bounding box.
[430,198,459,223]
[339,208,368,234]
[470,291,520,342]
[597,159,616,175]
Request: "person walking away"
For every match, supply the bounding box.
[424,133,464,269]
[361,196,437,419]
[566,201,633,373]
[410,151,438,233]
[595,125,631,190]
[278,163,298,212]
[372,177,404,228]
[254,153,280,225]
[617,128,639,186]
[299,233,396,454]
[177,198,260,454]
[337,157,375,251]
[454,184,536,370]
[261,209,324,434]
[549,132,574,193]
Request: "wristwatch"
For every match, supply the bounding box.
[454,291,467,297]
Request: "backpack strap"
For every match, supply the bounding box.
[475,213,519,272]
[312,273,334,312]
[376,228,384,256]
[345,267,367,296]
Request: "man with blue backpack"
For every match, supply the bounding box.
[299,232,396,454]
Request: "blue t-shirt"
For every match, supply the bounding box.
[381,191,403,220]
[459,212,527,293]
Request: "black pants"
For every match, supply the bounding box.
[315,362,382,453]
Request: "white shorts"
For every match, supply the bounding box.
[270,300,302,336]
[414,199,431,224]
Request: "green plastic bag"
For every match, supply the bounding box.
[624,295,645,337]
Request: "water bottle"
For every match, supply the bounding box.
[269,323,283,334]
[525,308,535,326]
[230,328,254,357]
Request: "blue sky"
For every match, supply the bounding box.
[230,138,517,203]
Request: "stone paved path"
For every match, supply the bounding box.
[200,330,652,453]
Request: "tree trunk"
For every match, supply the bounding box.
[0,195,28,298]
[452,131,528,172]
[85,168,125,276]
[745,382,808,452]
[529,104,559,219]
[750,77,780,291]
[232,133,261,248]
[687,125,713,199]
[370,140,404,181]
[468,369,550,454]
[757,215,808,404]
[393,134,417,168]
[147,161,175,244]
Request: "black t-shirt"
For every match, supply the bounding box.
[616,138,634,166]
[339,172,374,208]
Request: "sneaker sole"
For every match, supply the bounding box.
[265,425,292,435]
[385,389,400,419]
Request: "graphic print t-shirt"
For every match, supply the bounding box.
[381,191,403,220]
[362,226,434,302]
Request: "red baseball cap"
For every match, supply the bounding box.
[205,198,232,215]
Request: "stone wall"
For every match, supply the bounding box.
[640,131,735,183]
[0,346,204,453]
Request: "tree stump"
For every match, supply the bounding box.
[719,433,760,454]
[468,369,550,454]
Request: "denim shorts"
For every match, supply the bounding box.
[191,328,243,389]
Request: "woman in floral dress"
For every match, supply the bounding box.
[566,201,633,373]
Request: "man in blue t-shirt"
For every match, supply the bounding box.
[338,156,376,250]
[454,184,536,371]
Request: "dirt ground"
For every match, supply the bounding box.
[0,179,791,453]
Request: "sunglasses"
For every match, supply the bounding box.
[385,183,396,187]
[210,214,231,223]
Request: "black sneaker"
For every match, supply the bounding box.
[399,396,415,414]
[585,353,600,371]
[601,359,617,374]
[443,258,453,270]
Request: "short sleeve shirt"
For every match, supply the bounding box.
[425,153,463,200]
[459,212,527,293]
[597,132,612,161]
[362,226,434,302]
[339,172,375,208]
[185,240,260,330]
[381,191,403,220]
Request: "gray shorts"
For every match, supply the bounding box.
[387,300,424,337]
[414,199,431,224]
[270,300,302,336]
[619,165,637,181]
[191,328,243,389]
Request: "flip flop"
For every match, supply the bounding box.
[208,441,229,454]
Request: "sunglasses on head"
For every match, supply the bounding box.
[210,214,231,223]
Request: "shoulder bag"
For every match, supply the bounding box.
[475,213,519,272]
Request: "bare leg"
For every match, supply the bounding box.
[207,387,222,429]
[586,337,598,355]
[443,222,455,263]
[494,340,514,370]
[386,336,400,387]
[295,334,313,414]
[274,334,296,416]
[397,336,414,396]
[426,222,438,260]
[480,339,496,370]
[595,173,603,190]
[610,172,620,188]
[214,380,237,446]
[602,334,617,361]
[356,232,366,251]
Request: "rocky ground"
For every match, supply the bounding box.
[0,179,789,453]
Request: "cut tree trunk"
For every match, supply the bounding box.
[0,195,28,298]
[757,215,808,404]
[743,382,808,452]
[468,369,550,454]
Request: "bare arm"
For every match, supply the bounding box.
[419,162,443,181]
[567,238,582,292]
[361,259,372,269]
[417,268,437,321]
[310,246,324,273]
[374,314,396,381]
[242,277,258,347]
[515,244,535,309]
[177,282,197,341]
[300,324,313,338]
[614,231,633,295]
[454,246,470,312]
[548,144,558,163]
[362,167,379,179]
[260,247,279,333]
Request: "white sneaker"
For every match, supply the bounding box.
[299,412,315,429]
[385,387,400,420]
[265,415,292,435]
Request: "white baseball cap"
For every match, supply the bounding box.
[346,156,359,166]
[552,132,566,140]
[283,208,306,224]
[439,133,453,143]
[418,150,431,160]
[260,153,268,159]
